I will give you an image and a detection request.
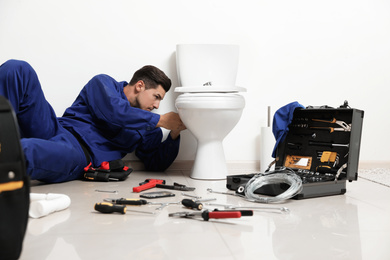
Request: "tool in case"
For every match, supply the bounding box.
[227,101,364,199]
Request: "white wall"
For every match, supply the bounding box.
[1,0,389,165]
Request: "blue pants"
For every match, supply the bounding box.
[0,60,87,183]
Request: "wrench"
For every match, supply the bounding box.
[147,201,182,210]
[207,188,245,198]
[312,118,351,132]
[181,192,216,202]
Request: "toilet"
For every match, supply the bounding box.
[175,44,246,180]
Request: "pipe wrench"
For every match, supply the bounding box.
[311,118,351,132]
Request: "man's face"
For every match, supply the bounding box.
[135,84,166,111]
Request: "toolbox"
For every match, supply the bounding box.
[0,95,30,259]
[227,102,364,199]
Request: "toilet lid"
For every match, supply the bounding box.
[175,85,246,93]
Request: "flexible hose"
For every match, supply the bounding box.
[244,167,303,203]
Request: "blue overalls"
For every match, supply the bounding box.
[0,60,180,183]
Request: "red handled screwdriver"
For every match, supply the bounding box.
[169,210,242,221]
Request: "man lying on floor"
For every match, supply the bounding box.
[0,59,186,183]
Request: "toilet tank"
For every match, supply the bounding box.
[176,44,239,88]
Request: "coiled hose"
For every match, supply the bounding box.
[244,167,303,203]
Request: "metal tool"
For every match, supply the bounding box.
[182,199,203,210]
[169,210,243,221]
[207,188,244,197]
[309,141,349,148]
[205,203,290,214]
[311,118,351,132]
[181,193,217,202]
[103,198,147,205]
[94,189,118,194]
[181,193,201,200]
[103,197,182,211]
[94,202,155,215]
[156,182,195,191]
[140,191,175,199]
[147,201,182,210]
[133,179,165,193]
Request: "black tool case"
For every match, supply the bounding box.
[0,96,30,259]
[227,105,364,199]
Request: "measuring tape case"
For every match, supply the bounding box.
[226,106,364,199]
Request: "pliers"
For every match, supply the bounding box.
[311,118,351,132]
[169,209,245,221]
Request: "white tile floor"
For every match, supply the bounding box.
[20,169,390,260]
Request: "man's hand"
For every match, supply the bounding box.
[157,112,186,139]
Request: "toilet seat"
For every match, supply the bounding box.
[175,85,246,93]
[175,92,245,109]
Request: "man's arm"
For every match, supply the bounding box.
[76,75,160,131]
[135,129,181,171]
[156,112,186,140]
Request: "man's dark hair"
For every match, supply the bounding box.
[130,65,171,92]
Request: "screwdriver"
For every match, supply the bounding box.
[95,202,126,214]
[214,209,254,216]
[169,210,242,221]
[94,202,155,215]
[103,198,148,205]
[181,199,203,210]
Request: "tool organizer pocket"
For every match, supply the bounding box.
[277,107,363,183]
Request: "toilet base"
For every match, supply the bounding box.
[190,140,228,180]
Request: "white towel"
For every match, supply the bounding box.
[29,193,71,219]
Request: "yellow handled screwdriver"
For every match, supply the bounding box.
[94,202,154,215]
[95,202,126,214]
[182,199,203,210]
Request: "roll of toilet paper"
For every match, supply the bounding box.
[260,126,275,173]
[29,193,71,219]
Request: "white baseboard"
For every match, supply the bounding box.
[124,159,390,171]
[169,160,262,173]
[358,161,390,169]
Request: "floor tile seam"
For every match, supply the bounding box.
[359,176,390,188]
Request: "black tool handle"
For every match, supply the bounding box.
[85,171,110,181]
[116,198,147,205]
[308,141,333,148]
[182,199,203,210]
[94,202,126,214]
[234,210,253,216]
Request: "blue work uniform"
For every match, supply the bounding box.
[0,59,180,183]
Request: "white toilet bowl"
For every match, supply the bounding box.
[175,44,246,180]
[175,93,245,180]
